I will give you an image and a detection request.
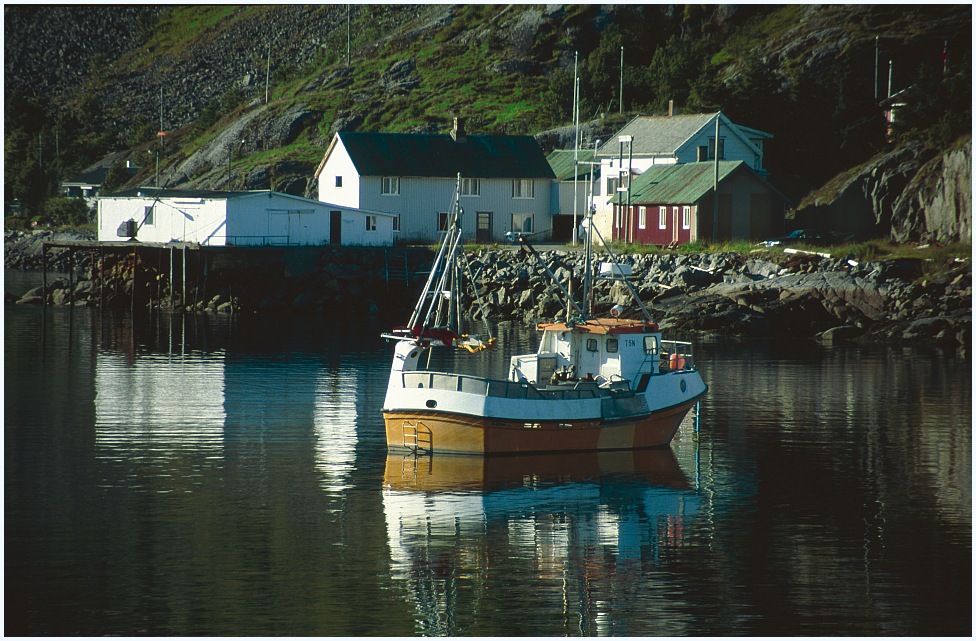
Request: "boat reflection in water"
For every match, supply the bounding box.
[382,447,701,636]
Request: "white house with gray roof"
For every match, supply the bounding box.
[591,112,772,241]
[98,189,394,247]
[314,119,556,243]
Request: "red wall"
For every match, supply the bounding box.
[614,205,693,246]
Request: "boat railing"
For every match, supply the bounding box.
[401,371,600,400]
[660,340,696,372]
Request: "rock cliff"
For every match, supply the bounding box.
[795,137,971,243]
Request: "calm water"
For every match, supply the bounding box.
[5,271,972,636]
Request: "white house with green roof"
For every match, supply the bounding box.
[314,119,556,243]
[97,188,394,247]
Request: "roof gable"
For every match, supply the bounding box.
[335,131,555,180]
[597,113,717,157]
[597,112,769,159]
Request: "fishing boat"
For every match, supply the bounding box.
[382,176,707,455]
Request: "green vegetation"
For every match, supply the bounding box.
[3,4,969,242]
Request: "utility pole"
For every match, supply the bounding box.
[712,114,720,241]
[619,46,624,115]
[157,86,166,183]
[265,43,271,104]
[887,59,893,98]
[573,51,579,247]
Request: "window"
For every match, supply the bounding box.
[512,213,533,233]
[659,206,667,230]
[682,206,691,230]
[461,178,480,196]
[143,205,154,226]
[381,176,399,195]
[392,214,400,233]
[335,176,343,188]
[365,215,377,231]
[607,176,619,195]
[707,137,725,160]
[512,178,534,199]
[586,338,598,352]
[438,212,450,231]
[638,206,646,230]
[606,339,618,353]
[643,336,658,355]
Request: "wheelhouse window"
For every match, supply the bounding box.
[512,213,533,233]
[512,178,534,199]
[586,338,598,352]
[643,336,659,355]
[461,178,481,196]
[682,206,691,229]
[365,215,377,231]
[381,176,399,195]
[606,338,618,353]
[658,206,667,229]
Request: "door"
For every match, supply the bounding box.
[476,211,492,242]
[330,211,342,246]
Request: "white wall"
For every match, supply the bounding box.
[317,139,361,208]
[99,192,393,247]
[230,193,330,246]
[98,195,228,245]
[355,175,552,242]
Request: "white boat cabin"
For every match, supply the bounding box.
[509,319,691,391]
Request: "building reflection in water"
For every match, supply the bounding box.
[94,351,227,462]
[382,444,702,635]
[312,367,360,494]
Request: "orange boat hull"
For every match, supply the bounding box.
[383,397,699,455]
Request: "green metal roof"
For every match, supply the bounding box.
[611,161,745,205]
[338,131,555,179]
[546,149,598,182]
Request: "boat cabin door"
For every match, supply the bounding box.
[576,337,602,381]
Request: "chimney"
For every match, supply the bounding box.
[451,116,467,143]
[668,100,674,117]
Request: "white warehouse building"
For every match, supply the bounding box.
[97,188,395,247]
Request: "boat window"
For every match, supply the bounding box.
[643,336,658,355]
[586,338,598,352]
[606,338,618,353]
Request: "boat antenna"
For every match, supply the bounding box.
[504,231,585,320]
[460,251,494,341]
[586,220,653,322]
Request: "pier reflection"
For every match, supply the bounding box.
[382,448,702,636]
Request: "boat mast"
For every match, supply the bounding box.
[583,139,599,319]
[421,174,464,332]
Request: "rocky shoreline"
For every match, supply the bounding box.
[6,230,971,354]
[459,247,971,353]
